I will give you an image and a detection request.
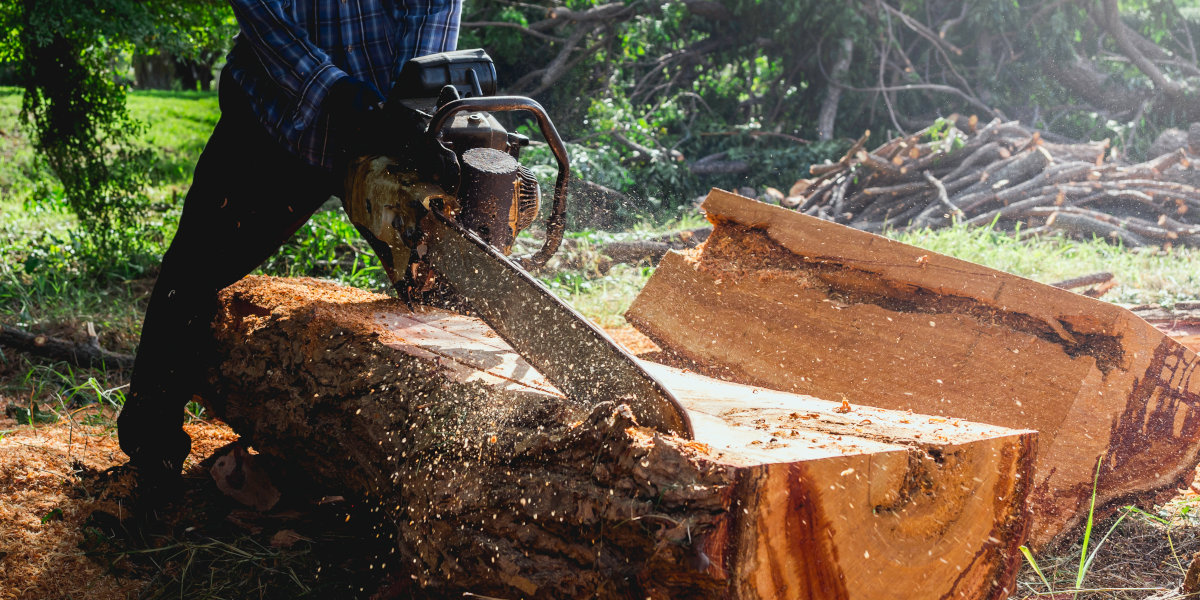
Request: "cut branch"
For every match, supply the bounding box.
[0,324,133,370]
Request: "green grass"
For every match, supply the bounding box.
[542,264,656,328]
[890,225,1200,307]
[0,87,219,411]
[127,90,219,193]
[260,207,391,291]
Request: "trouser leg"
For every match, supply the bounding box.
[119,73,337,473]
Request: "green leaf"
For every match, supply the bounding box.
[5,403,59,424]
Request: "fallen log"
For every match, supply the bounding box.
[516,227,713,273]
[207,275,1035,599]
[0,323,134,370]
[1049,272,1116,298]
[627,189,1200,549]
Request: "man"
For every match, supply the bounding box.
[117,0,462,496]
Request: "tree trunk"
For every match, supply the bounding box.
[132,52,174,90]
[207,275,1035,599]
[817,38,853,141]
[627,188,1200,550]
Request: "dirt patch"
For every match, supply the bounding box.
[0,414,235,600]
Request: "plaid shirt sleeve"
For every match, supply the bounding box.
[228,0,348,133]
[226,0,462,169]
[388,0,463,80]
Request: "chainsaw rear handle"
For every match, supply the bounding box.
[427,96,569,270]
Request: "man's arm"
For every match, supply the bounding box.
[228,0,347,131]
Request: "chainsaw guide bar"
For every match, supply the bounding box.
[420,210,695,439]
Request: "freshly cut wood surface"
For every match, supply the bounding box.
[208,275,1034,599]
[627,188,1200,548]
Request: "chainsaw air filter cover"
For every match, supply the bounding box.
[515,165,540,232]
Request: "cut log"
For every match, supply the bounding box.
[207,275,1035,599]
[792,120,1200,246]
[627,188,1200,549]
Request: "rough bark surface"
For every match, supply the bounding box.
[208,275,1035,599]
[627,189,1200,550]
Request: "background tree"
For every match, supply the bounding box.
[0,0,233,275]
[461,0,1199,222]
[134,4,236,90]
[2,0,1198,256]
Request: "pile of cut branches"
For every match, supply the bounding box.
[789,119,1200,247]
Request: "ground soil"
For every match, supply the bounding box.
[0,415,237,600]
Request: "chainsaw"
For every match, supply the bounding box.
[341,49,693,439]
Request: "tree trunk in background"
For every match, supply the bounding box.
[627,188,1200,550]
[817,38,853,141]
[132,53,174,90]
[133,51,216,91]
[206,276,1035,599]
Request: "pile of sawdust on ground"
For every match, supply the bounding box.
[0,413,237,600]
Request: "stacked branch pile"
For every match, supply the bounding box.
[791,119,1200,247]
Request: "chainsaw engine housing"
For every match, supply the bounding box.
[389,50,542,254]
[343,48,570,298]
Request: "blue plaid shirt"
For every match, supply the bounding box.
[226,0,462,169]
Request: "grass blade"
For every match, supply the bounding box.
[1079,508,1130,579]
[1020,545,1054,593]
[1076,454,1105,589]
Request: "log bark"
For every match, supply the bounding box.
[207,275,1035,599]
[627,188,1200,550]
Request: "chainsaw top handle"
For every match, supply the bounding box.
[426,96,569,271]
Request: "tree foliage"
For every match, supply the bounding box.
[1,0,232,274]
[462,0,1200,216]
[3,0,1199,247]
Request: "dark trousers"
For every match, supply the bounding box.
[118,69,338,472]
